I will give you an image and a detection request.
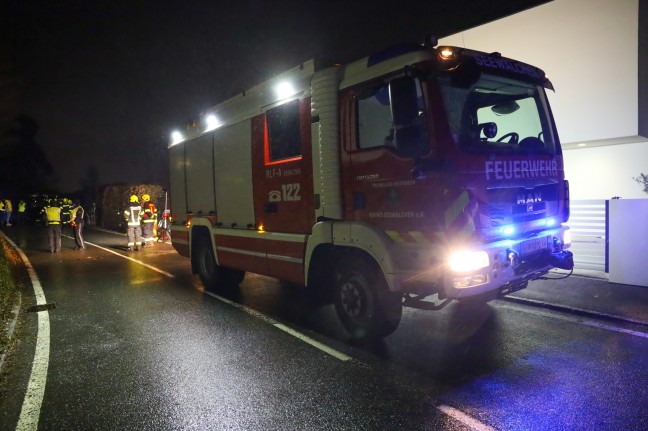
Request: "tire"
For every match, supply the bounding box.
[334,255,402,339]
[195,236,244,292]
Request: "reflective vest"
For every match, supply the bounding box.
[45,206,61,224]
[71,205,85,224]
[142,202,157,224]
[124,205,142,227]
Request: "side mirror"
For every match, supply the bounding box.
[480,122,498,139]
[389,77,426,158]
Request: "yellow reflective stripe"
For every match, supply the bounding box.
[444,191,470,227]
[385,230,405,243]
[408,231,428,244]
[456,218,476,241]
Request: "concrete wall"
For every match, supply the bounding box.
[440,0,648,200]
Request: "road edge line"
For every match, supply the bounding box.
[0,231,51,431]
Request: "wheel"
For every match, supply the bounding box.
[334,255,402,339]
[196,236,219,290]
[195,236,244,292]
[497,132,519,144]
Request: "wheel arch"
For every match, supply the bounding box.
[305,221,401,292]
[189,222,217,274]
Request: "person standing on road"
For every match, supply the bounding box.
[70,199,86,250]
[44,199,62,253]
[140,193,157,247]
[123,195,143,252]
[17,199,26,225]
[60,198,72,235]
[3,198,12,226]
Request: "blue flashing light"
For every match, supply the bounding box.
[546,218,556,227]
[501,225,515,236]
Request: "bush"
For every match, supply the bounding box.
[98,184,165,230]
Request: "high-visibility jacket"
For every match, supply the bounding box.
[124,205,142,227]
[71,205,85,224]
[141,202,157,224]
[4,200,12,212]
[18,201,26,213]
[45,206,62,224]
[60,202,71,224]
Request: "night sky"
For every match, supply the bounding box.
[3,0,547,193]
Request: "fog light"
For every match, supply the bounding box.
[452,273,489,288]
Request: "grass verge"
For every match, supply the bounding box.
[0,234,21,353]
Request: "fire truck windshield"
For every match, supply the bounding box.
[438,74,558,155]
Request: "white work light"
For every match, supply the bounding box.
[171,130,184,145]
[275,81,296,99]
[204,114,220,132]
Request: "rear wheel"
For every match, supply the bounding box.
[195,236,244,292]
[334,255,402,339]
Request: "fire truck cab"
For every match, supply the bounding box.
[169,39,573,338]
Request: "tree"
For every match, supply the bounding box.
[634,173,648,196]
[0,115,56,195]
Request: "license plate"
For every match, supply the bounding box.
[520,236,548,255]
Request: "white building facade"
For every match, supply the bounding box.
[441,0,648,200]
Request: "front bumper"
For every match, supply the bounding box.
[443,226,573,300]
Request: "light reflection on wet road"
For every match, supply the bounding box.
[1,225,647,430]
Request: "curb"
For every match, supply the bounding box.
[502,295,648,329]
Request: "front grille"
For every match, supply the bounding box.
[479,184,558,229]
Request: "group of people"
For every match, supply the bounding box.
[123,193,157,252]
[34,192,158,254]
[0,197,27,226]
[42,198,86,253]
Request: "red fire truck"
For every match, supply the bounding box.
[169,38,573,338]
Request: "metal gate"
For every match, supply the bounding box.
[564,200,608,272]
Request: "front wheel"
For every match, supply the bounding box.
[195,236,244,292]
[334,255,402,339]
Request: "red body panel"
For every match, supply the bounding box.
[251,99,315,235]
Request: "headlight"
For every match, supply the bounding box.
[448,250,490,272]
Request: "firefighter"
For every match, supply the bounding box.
[3,198,12,226]
[123,195,143,251]
[43,199,62,253]
[17,199,26,225]
[60,198,72,234]
[0,199,5,225]
[140,193,157,247]
[70,199,86,250]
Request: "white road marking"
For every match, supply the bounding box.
[274,323,352,362]
[0,231,50,431]
[204,291,351,361]
[499,303,648,339]
[69,233,351,361]
[437,404,498,431]
[62,235,175,278]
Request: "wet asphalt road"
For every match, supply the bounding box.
[1,225,648,430]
